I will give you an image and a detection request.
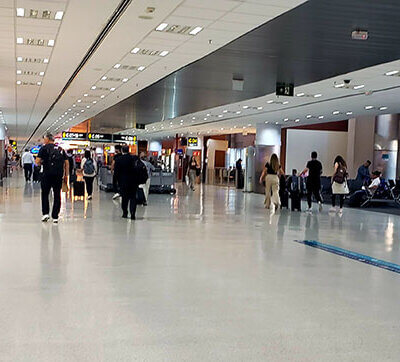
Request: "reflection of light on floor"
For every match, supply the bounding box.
[385,219,394,252]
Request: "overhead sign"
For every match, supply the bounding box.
[88,133,112,142]
[188,137,198,147]
[136,123,145,130]
[113,134,137,144]
[276,82,294,97]
[30,145,41,155]
[62,132,87,141]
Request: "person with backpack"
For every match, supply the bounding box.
[330,155,349,215]
[114,146,148,220]
[36,133,69,223]
[81,150,97,200]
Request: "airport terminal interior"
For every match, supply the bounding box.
[1,0,400,360]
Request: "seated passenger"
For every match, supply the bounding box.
[364,171,381,194]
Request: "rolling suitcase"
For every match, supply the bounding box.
[291,192,301,211]
[73,181,85,198]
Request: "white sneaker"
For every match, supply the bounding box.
[41,214,50,222]
[112,193,120,200]
[306,208,312,214]
[318,202,323,212]
[53,218,58,224]
[270,204,276,214]
[87,195,92,200]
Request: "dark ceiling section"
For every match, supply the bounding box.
[92,0,400,132]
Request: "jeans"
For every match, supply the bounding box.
[121,186,138,217]
[307,181,322,208]
[41,175,62,219]
[23,163,33,181]
[84,176,95,196]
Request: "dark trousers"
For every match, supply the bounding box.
[23,163,33,181]
[307,182,322,208]
[332,194,344,208]
[84,176,95,196]
[113,175,119,193]
[121,186,138,217]
[41,175,62,219]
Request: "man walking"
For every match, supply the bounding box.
[111,145,122,200]
[139,152,155,206]
[36,133,69,223]
[114,146,139,220]
[21,148,35,182]
[300,151,323,213]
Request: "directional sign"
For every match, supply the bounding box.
[62,132,87,141]
[113,134,137,144]
[88,133,112,142]
[188,137,198,147]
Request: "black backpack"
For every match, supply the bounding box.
[332,165,347,184]
[47,146,65,176]
[134,158,148,185]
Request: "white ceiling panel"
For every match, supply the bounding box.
[220,12,273,25]
[173,6,226,20]
[182,0,239,12]
[234,3,290,16]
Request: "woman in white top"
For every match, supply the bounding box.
[81,150,97,200]
[330,155,349,215]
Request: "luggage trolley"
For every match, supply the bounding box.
[98,166,114,192]
[149,170,176,194]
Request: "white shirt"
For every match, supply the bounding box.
[369,177,380,189]
[22,152,34,164]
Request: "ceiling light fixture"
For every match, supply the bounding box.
[100,95,105,98]
[37,81,41,85]
[379,106,388,111]
[385,70,399,76]
[295,119,300,123]
[110,87,116,91]
[306,115,312,119]
[318,115,324,119]
[223,110,228,113]
[91,85,96,90]
[334,83,345,88]
[47,39,55,47]
[365,105,374,110]
[353,85,365,90]
[159,50,169,57]
[346,111,353,115]
[282,101,289,105]
[93,101,97,104]
[83,93,88,97]
[296,93,305,97]
[114,63,121,69]
[101,76,107,80]
[131,47,140,54]
[156,23,168,31]
[242,105,249,109]
[257,106,263,110]
[189,26,203,35]
[218,115,223,118]
[314,94,322,98]
[137,66,145,71]
[81,110,84,112]
[332,110,340,115]
[236,111,241,114]
[39,71,44,76]
[16,70,22,75]
[77,99,82,102]
[16,37,23,44]
[16,80,21,85]
[55,11,64,20]
[17,56,23,62]
[122,78,128,82]
[86,105,90,108]
[283,118,289,122]
[43,58,49,63]
[267,100,274,104]
[16,8,25,17]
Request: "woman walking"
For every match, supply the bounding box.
[187,156,199,191]
[259,153,281,213]
[81,150,97,200]
[330,155,349,215]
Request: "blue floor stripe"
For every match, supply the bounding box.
[294,240,400,274]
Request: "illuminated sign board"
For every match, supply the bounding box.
[62,132,87,141]
[113,135,137,144]
[88,133,112,142]
[188,137,198,147]
[30,145,41,155]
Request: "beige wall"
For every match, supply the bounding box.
[346,116,375,178]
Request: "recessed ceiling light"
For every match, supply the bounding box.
[192,117,196,120]
[159,50,169,57]
[203,117,207,120]
[43,58,49,63]
[101,76,107,80]
[257,106,263,110]
[39,71,45,76]
[86,105,90,108]
[37,81,42,86]
[267,100,274,104]
[72,104,76,107]
[365,105,374,110]
[306,115,312,119]
[353,85,365,90]
[16,80,21,85]
[47,39,55,47]
[122,78,128,82]
[16,37,23,44]
[275,122,279,125]
[131,47,140,54]
[137,66,145,71]
[77,99,82,102]
[318,115,324,119]
[385,70,399,76]
[156,23,168,31]
[16,8,25,17]
[17,56,23,62]
[81,110,84,112]
[206,113,211,116]
[83,93,88,97]
[346,111,353,115]
[220,127,224,130]
[189,26,203,35]
[16,70,22,75]
[295,119,300,123]
[264,121,269,124]
[283,118,289,122]
[334,83,345,88]
[314,94,322,98]
[242,105,249,109]
[296,92,305,97]
[282,101,289,105]
[247,123,252,126]
[93,101,97,104]
[114,63,121,69]
[236,111,241,114]
[379,106,388,111]
[110,87,116,91]
[222,110,228,113]
[68,108,71,111]
[218,115,223,118]
[100,95,105,98]
[91,85,96,90]
[55,11,64,20]
[332,110,340,115]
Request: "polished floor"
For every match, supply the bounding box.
[1,175,400,361]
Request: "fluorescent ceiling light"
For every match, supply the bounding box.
[17,56,23,62]
[91,85,96,90]
[39,71,44,76]
[203,118,207,120]
[16,8,25,17]
[218,115,223,118]
[223,110,228,113]
[110,87,116,91]
[131,47,140,54]
[365,105,374,110]
[346,111,353,115]
[379,106,388,111]
[72,104,76,107]
[156,23,168,31]
[314,94,322,98]
[192,117,196,120]
[159,50,169,57]
[114,63,121,69]
[267,100,274,104]
[353,85,365,90]
[55,11,64,20]
[37,81,42,86]
[47,39,55,47]
[77,99,82,102]
[16,37,23,44]
[68,108,71,111]
[318,115,324,119]
[295,119,300,123]
[385,70,399,76]
[334,83,345,88]
[93,101,97,104]
[283,118,289,122]
[122,78,128,82]
[86,105,90,108]
[236,111,241,114]
[282,101,289,104]
[306,115,312,119]
[296,93,305,97]
[257,106,263,110]
[189,26,203,35]
[83,93,88,97]
[81,110,84,112]
[101,76,107,80]
[16,80,21,85]
[242,105,249,109]
[43,58,49,63]
[137,66,145,71]
[16,70,22,75]
[332,110,340,115]
[100,95,105,98]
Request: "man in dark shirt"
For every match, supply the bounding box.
[300,151,323,213]
[114,145,139,220]
[36,133,69,223]
[356,160,371,184]
[111,144,122,200]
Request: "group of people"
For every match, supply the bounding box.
[259,151,380,215]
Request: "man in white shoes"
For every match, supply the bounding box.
[300,151,323,213]
[36,133,69,224]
